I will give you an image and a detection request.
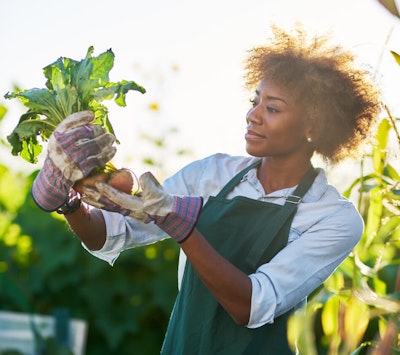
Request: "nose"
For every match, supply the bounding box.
[246,105,263,125]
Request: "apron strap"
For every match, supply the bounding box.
[216,160,316,205]
[285,166,317,207]
[216,160,262,198]
[246,166,317,267]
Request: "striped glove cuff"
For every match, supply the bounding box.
[31,157,72,212]
[146,196,203,243]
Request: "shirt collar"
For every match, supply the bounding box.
[243,167,327,202]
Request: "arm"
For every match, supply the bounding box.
[180,228,252,325]
[247,203,364,328]
[64,203,107,251]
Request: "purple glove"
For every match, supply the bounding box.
[82,172,203,243]
[31,111,116,212]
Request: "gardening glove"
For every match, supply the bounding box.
[83,172,203,243]
[81,184,148,221]
[31,111,117,212]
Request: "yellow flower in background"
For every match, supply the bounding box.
[148,102,160,111]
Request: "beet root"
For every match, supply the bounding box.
[74,168,135,195]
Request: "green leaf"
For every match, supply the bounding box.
[287,310,318,355]
[373,119,390,174]
[0,104,7,121]
[113,80,146,106]
[43,57,69,91]
[383,163,400,181]
[390,51,400,66]
[20,120,53,141]
[94,80,146,107]
[321,296,340,337]
[20,138,43,163]
[5,89,64,124]
[7,113,54,162]
[71,55,95,101]
[365,186,384,245]
[89,47,114,86]
[342,173,377,198]
[7,111,40,155]
[55,85,79,118]
[376,216,400,242]
[378,264,400,294]
[344,296,369,351]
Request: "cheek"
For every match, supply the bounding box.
[287,125,305,139]
[270,120,307,150]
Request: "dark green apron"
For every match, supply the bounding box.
[161,161,316,355]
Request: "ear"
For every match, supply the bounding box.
[303,121,314,138]
[305,126,313,137]
[302,119,315,145]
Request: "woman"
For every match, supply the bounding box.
[31,25,382,354]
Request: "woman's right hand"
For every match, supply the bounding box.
[31,111,116,212]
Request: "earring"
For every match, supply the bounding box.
[307,137,312,143]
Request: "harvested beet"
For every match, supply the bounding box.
[74,168,135,195]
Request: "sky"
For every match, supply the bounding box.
[1,0,400,181]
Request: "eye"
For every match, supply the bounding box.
[249,98,257,107]
[267,106,279,113]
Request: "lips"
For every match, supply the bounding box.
[245,129,265,140]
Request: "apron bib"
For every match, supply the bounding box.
[161,161,316,355]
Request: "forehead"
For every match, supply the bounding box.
[256,79,296,105]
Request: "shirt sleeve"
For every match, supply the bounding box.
[247,201,363,328]
[82,207,169,265]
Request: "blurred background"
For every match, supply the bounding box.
[1,0,400,176]
[1,0,400,354]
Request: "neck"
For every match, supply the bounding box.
[257,157,312,194]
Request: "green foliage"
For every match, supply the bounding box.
[5,46,146,164]
[0,104,7,121]
[288,115,400,354]
[0,166,179,354]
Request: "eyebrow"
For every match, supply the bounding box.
[255,89,288,105]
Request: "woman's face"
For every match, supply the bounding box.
[245,79,312,159]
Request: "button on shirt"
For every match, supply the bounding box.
[83,153,363,329]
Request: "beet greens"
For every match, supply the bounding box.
[5,46,146,163]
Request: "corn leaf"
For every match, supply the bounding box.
[364,186,384,244]
[373,119,390,174]
[344,296,369,351]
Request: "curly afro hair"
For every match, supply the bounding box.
[244,24,383,164]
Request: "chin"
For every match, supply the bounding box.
[245,149,264,158]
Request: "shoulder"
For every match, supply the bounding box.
[294,167,363,246]
[306,168,355,208]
